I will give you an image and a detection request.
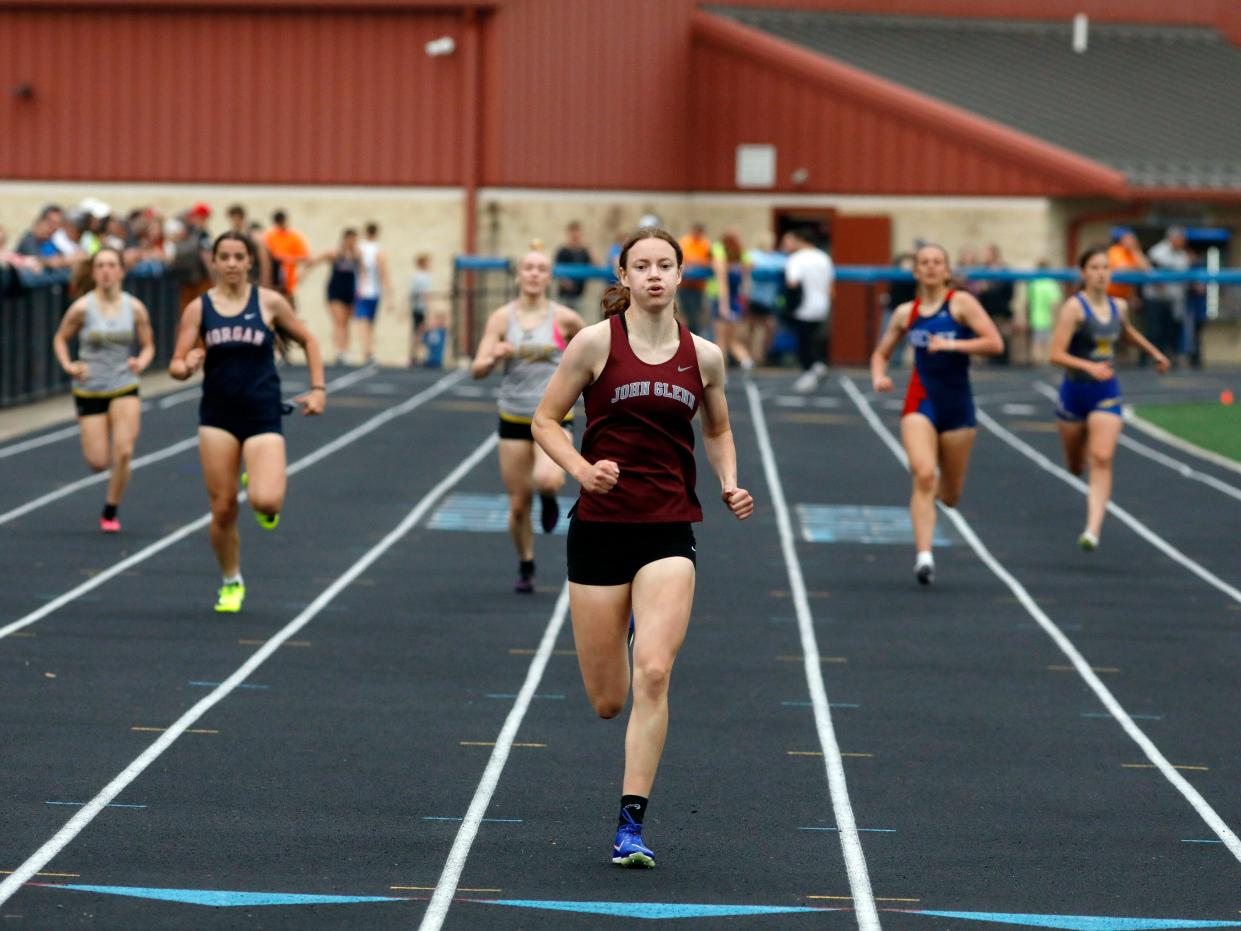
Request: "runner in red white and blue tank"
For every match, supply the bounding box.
[1049,246,1169,551]
[532,227,753,869]
[870,244,1004,585]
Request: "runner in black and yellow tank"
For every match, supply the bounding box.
[870,244,1004,585]
[52,247,155,533]
[1050,246,1169,551]
[169,231,326,613]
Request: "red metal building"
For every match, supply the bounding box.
[8,0,1231,196]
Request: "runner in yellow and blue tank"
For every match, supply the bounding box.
[1050,246,1169,551]
[870,244,1004,585]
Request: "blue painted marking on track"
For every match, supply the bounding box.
[796,504,954,546]
[1182,839,1224,844]
[485,693,564,700]
[781,701,859,708]
[471,899,839,919]
[428,493,575,535]
[188,681,270,690]
[799,826,895,833]
[1080,712,1163,721]
[46,801,146,809]
[41,884,409,907]
[903,910,1241,929]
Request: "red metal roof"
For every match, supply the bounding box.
[689,11,1128,197]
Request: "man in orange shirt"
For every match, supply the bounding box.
[1105,227,1150,302]
[677,222,712,334]
[264,210,311,305]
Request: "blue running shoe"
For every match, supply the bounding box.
[612,822,655,868]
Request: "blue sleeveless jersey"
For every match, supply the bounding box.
[902,291,977,432]
[1056,292,1123,421]
[199,287,282,429]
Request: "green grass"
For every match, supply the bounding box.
[1134,401,1241,463]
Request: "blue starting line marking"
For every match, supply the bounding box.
[782,701,858,709]
[36,886,1241,927]
[796,504,954,546]
[1182,838,1224,844]
[428,493,575,535]
[422,817,523,823]
[485,693,564,700]
[469,900,840,919]
[799,826,895,833]
[188,681,270,690]
[1081,712,1163,721]
[36,884,409,907]
[46,801,146,809]
[897,910,1241,929]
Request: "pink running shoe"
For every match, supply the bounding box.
[99,516,121,533]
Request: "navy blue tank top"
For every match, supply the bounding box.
[199,287,281,416]
[905,291,974,389]
[1066,293,1122,383]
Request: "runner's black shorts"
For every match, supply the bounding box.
[567,517,696,586]
[497,416,573,442]
[73,385,139,417]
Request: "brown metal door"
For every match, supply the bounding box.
[829,215,892,366]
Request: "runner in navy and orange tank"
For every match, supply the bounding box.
[533,227,753,870]
[870,243,1003,585]
[170,231,326,614]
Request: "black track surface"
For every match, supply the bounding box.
[2,363,1240,930]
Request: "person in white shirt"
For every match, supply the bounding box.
[354,222,393,365]
[782,228,834,392]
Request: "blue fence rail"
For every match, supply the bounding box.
[0,264,181,410]
[458,257,1241,286]
[451,257,1239,347]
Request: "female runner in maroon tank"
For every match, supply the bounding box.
[533,228,753,869]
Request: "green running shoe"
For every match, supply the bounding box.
[255,511,280,530]
[214,582,246,613]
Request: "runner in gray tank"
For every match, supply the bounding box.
[52,247,155,533]
[471,245,586,592]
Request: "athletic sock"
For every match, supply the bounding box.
[222,573,243,586]
[618,795,648,829]
[519,559,535,581]
[102,503,118,521]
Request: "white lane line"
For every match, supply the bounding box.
[0,369,467,642]
[0,425,81,461]
[0,431,497,908]
[1028,381,1241,503]
[840,375,1241,865]
[744,379,880,931]
[0,368,385,530]
[418,582,571,931]
[973,407,1241,605]
[0,439,197,528]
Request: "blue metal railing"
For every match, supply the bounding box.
[454,256,1241,286]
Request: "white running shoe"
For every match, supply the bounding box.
[792,370,818,394]
[1078,530,1098,551]
[914,551,935,586]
